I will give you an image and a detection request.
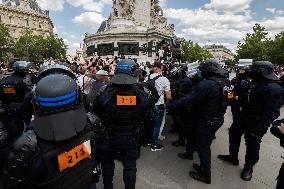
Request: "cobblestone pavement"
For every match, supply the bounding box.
[97,108,284,189]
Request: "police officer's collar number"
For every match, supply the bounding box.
[57,140,92,172]
[117,96,137,106]
[3,86,16,94]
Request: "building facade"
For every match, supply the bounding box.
[0,0,53,39]
[204,44,235,63]
[84,0,175,62]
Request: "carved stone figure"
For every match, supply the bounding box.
[112,0,135,20]
[150,0,173,34]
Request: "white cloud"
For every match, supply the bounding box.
[159,0,167,8]
[66,0,112,12]
[258,17,284,38]
[266,8,284,15]
[165,8,252,42]
[277,10,284,15]
[66,0,102,12]
[63,38,72,47]
[164,0,284,53]
[36,0,112,12]
[71,43,81,48]
[266,8,276,14]
[37,0,65,11]
[53,26,58,34]
[204,0,252,13]
[72,12,106,29]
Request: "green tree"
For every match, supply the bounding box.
[0,24,14,61]
[269,32,284,65]
[181,40,213,62]
[237,23,271,61]
[225,58,238,65]
[14,29,67,62]
[43,35,67,60]
[13,29,35,61]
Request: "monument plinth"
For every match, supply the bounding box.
[83,0,174,61]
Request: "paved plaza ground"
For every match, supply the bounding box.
[97,107,284,189]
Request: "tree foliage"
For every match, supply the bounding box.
[13,29,34,61]
[181,40,213,62]
[14,29,67,62]
[269,32,284,65]
[0,24,14,61]
[0,25,67,62]
[237,23,284,65]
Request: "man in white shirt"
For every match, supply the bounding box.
[145,61,172,151]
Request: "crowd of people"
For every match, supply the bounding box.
[0,57,283,189]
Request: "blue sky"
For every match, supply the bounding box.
[30,0,284,54]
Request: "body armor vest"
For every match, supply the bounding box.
[242,81,282,119]
[197,77,230,119]
[232,77,251,105]
[35,123,96,189]
[103,84,145,135]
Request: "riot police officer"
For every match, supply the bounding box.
[218,61,284,181]
[2,66,101,189]
[0,61,34,138]
[0,61,34,181]
[94,59,152,189]
[271,119,284,189]
[169,65,193,147]
[169,60,230,184]
[230,66,251,121]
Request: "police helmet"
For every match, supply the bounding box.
[170,66,187,79]
[236,66,249,78]
[250,61,278,81]
[111,59,139,85]
[12,61,34,72]
[32,70,87,142]
[198,59,228,76]
[37,64,76,82]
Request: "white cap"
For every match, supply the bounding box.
[96,70,108,76]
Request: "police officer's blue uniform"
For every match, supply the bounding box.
[169,60,230,184]
[94,60,151,189]
[219,61,284,181]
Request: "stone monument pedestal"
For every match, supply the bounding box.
[83,0,174,62]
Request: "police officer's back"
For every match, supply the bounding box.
[219,61,284,181]
[2,66,101,189]
[94,59,151,189]
[169,60,230,184]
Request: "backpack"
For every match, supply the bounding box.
[145,75,162,104]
